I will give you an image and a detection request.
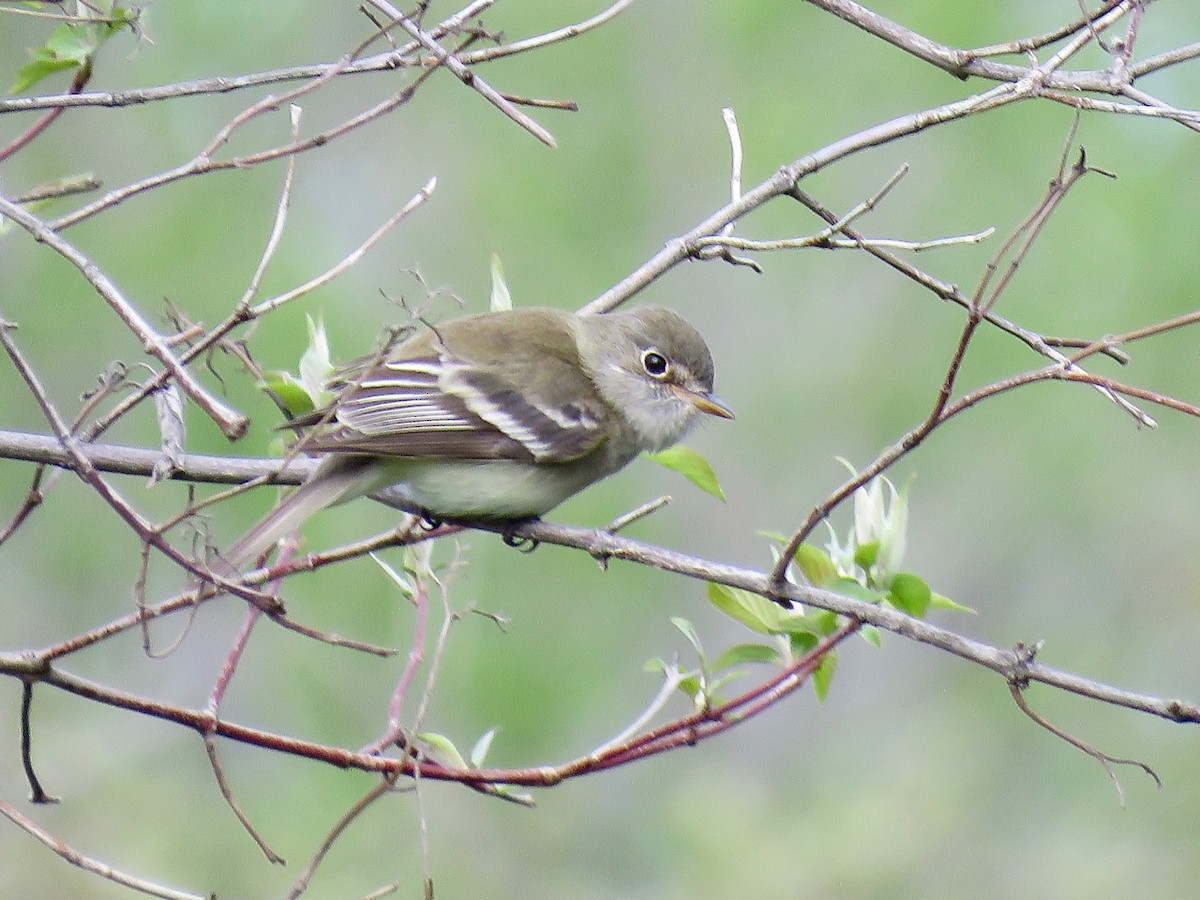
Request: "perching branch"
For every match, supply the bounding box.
[0,429,1197,729]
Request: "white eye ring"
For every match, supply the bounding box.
[641,349,669,378]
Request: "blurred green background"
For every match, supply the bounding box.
[3,2,1200,897]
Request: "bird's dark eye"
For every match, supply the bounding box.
[641,349,669,378]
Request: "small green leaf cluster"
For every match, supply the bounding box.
[804,469,968,619]
[11,5,137,95]
[260,315,334,418]
[414,728,531,803]
[693,588,839,701]
[689,472,968,703]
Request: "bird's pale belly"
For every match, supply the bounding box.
[363,456,615,519]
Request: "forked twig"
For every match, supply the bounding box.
[1008,660,1161,808]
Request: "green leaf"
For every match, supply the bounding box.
[826,576,886,605]
[416,732,467,769]
[676,675,704,704]
[860,623,882,648]
[260,371,316,417]
[789,631,818,655]
[794,544,837,586]
[11,11,133,94]
[45,24,98,63]
[812,609,840,635]
[713,643,783,671]
[887,572,932,618]
[854,540,880,571]
[298,314,333,407]
[782,610,842,657]
[13,55,79,95]
[812,653,837,701]
[707,582,785,635]
[930,592,975,614]
[644,445,726,501]
[369,552,415,600]
[643,657,669,675]
[13,24,94,94]
[469,728,497,768]
[489,253,512,311]
[776,612,829,639]
[669,616,706,662]
[706,671,749,701]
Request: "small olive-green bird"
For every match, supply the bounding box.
[224,305,732,568]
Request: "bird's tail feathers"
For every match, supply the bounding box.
[220,460,369,571]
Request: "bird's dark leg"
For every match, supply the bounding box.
[501,518,540,553]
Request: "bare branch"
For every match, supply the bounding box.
[0,204,248,439]
[2,429,1198,728]
[366,0,558,147]
[0,799,206,900]
[1009,675,1161,808]
[0,0,629,114]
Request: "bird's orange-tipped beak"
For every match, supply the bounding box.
[673,385,735,420]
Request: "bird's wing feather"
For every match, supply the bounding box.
[294,349,610,463]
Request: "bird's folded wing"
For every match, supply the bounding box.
[294,353,610,463]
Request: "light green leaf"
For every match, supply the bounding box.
[826,576,886,605]
[854,540,880,571]
[676,675,704,704]
[710,666,768,702]
[13,55,79,94]
[860,623,882,648]
[812,609,840,635]
[260,371,316,417]
[812,653,837,701]
[930,592,975,614]
[12,16,128,94]
[783,610,841,653]
[670,616,706,662]
[489,253,512,311]
[469,728,497,768]
[789,631,818,655]
[705,671,745,700]
[643,657,669,675]
[416,732,467,769]
[299,314,333,407]
[707,582,785,635]
[644,445,726,501]
[776,613,829,639]
[369,552,415,600]
[794,544,837,586]
[713,643,784,671]
[757,530,789,544]
[887,572,932,618]
[45,24,97,63]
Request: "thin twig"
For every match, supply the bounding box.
[783,187,1153,426]
[0,0,633,113]
[288,780,394,900]
[69,175,433,464]
[250,177,437,316]
[0,204,248,438]
[0,800,205,900]
[0,320,269,605]
[368,1,557,147]
[0,58,92,161]
[1009,678,1161,807]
